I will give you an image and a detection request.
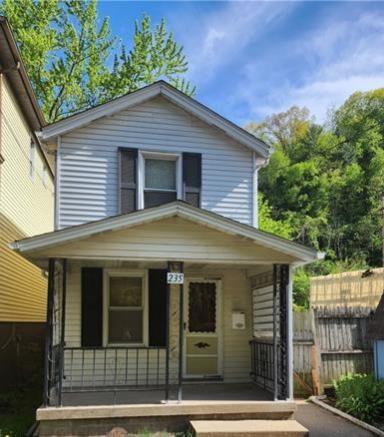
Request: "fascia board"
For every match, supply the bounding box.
[40,85,162,140]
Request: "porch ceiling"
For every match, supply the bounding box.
[11,201,322,268]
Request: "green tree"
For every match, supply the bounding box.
[1,0,194,122]
[248,90,384,308]
[258,193,293,239]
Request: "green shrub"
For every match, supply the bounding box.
[333,373,384,424]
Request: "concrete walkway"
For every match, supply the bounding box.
[295,402,374,437]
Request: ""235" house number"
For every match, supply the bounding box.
[167,272,184,284]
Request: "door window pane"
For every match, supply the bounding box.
[145,159,176,190]
[110,277,142,307]
[109,309,143,343]
[188,282,216,333]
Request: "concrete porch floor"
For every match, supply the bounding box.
[61,382,273,406]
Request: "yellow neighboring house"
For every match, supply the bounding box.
[0,17,54,323]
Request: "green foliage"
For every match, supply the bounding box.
[0,0,194,122]
[333,374,384,424]
[0,389,41,437]
[293,268,310,309]
[247,88,384,307]
[258,194,293,239]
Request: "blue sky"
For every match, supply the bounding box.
[98,1,384,125]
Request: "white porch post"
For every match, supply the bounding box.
[288,264,294,400]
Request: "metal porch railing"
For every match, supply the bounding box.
[250,339,274,392]
[62,346,167,393]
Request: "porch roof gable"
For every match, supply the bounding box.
[11,201,323,264]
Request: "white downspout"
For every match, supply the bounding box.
[252,153,267,228]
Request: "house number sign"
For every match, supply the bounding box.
[167,272,184,284]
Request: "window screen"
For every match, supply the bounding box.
[108,276,144,344]
[144,157,177,208]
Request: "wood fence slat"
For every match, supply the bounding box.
[293,306,374,394]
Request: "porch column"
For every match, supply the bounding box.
[165,261,184,402]
[177,262,184,402]
[272,264,291,400]
[287,265,294,400]
[43,258,55,407]
[57,259,67,406]
[165,263,170,400]
[272,264,278,401]
[278,264,290,400]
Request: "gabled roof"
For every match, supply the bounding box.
[11,201,322,263]
[40,81,270,158]
[0,17,53,177]
[0,17,45,130]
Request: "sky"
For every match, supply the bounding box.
[98,1,384,126]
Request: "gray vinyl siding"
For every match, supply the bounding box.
[57,96,254,229]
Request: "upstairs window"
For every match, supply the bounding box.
[118,149,201,213]
[139,152,181,209]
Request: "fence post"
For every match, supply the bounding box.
[310,308,322,395]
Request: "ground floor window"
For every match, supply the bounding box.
[104,270,148,346]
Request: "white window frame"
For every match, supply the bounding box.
[137,150,182,210]
[103,269,148,347]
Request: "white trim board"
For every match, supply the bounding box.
[39,81,270,158]
[10,201,324,263]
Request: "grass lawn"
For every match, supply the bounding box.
[0,389,41,437]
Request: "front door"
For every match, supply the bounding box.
[183,279,222,379]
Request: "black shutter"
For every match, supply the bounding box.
[119,148,137,213]
[148,269,167,347]
[81,268,103,347]
[182,152,201,207]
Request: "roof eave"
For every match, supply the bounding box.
[40,81,270,158]
[11,202,320,263]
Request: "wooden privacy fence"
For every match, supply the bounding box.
[293,307,374,396]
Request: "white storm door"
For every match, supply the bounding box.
[183,279,222,378]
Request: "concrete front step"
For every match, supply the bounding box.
[190,419,309,437]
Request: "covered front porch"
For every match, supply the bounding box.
[45,258,287,408]
[60,383,272,406]
[11,202,320,433]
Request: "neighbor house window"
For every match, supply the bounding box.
[138,152,181,209]
[105,271,147,345]
[29,142,35,180]
[42,164,47,187]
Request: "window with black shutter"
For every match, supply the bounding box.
[119,148,137,213]
[148,269,167,346]
[81,268,103,347]
[119,149,202,210]
[183,152,201,207]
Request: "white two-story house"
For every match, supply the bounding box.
[12,81,320,436]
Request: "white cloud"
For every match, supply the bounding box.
[177,2,295,84]
[240,11,384,123]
